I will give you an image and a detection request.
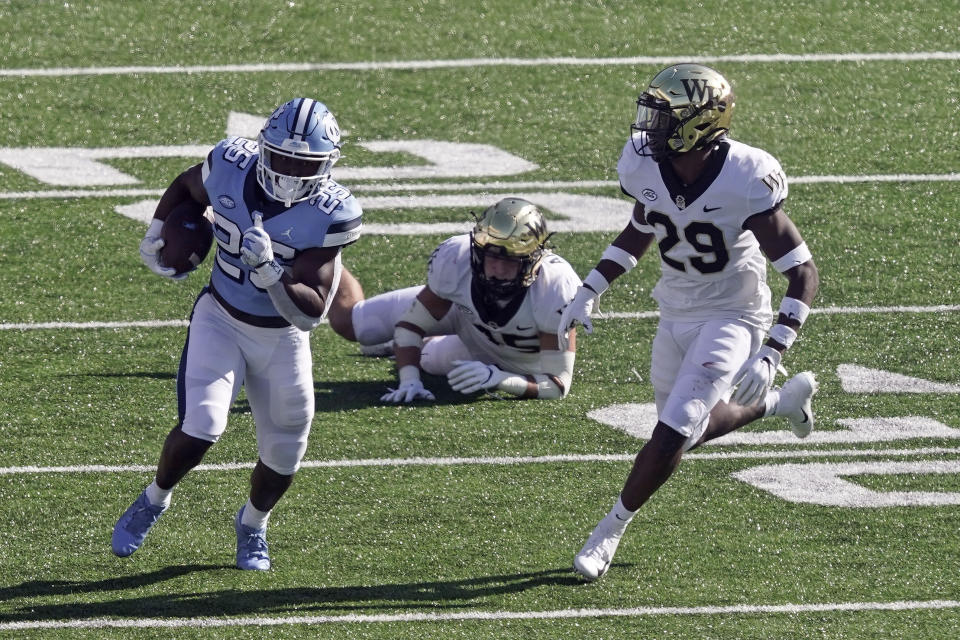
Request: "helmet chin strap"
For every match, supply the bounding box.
[477,273,524,308]
[269,173,320,207]
[275,175,301,207]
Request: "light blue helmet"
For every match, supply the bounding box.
[256,98,341,206]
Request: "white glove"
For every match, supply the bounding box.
[139,219,186,280]
[557,286,597,351]
[447,360,509,394]
[240,215,282,287]
[732,345,782,406]
[380,380,436,404]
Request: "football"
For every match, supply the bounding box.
[159,201,214,275]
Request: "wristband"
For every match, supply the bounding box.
[582,269,609,296]
[757,343,782,368]
[778,296,810,325]
[495,374,531,397]
[254,260,283,287]
[768,323,798,350]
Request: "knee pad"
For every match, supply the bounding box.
[660,373,716,439]
[255,381,314,475]
[661,395,709,440]
[179,401,226,443]
[259,427,310,476]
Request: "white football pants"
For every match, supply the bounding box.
[350,285,468,375]
[178,291,314,475]
[650,317,762,443]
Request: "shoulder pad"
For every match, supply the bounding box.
[530,253,582,330]
[616,139,641,176]
[204,137,259,183]
[308,183,362,247]
[739,144,788,214]
[617,138,654,201]
[426,235,471,298]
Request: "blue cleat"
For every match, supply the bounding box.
[235,506,271,571]
[112,490,167,557]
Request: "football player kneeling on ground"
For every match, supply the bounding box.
[327,197,581,402]
[558,64,820,581]
[113,97,363,570]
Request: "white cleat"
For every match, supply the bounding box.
[573,522,622,581]
[778,371,819,438]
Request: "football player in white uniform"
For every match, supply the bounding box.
[558,64,820,581]
[328,198,581,401]
[113,98,362,570]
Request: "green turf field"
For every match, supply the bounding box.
[1,1,959,637]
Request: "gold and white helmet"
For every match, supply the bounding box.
[631,63,735,162]
[470,197,549,298]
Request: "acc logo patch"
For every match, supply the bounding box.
[217,195,236,209]
[641,188,658,201]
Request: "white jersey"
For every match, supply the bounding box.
[618,136,787,328]
[425,234,581,375]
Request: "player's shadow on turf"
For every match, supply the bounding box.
[0,564,227,603]
[0,567,584,622]
[316,375,497,410]
[79,374,479,413]
[227,378,479,415]
[66,371,178,381]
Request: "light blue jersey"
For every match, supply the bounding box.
[201,136,363,324]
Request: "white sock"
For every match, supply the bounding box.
[603,496,637,535]
[240,499,271,531]
[145,479,172,509]
[764,389,782,417]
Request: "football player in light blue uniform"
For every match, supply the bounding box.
[114,98,362,570]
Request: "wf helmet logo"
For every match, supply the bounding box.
[681,78,718,103]
[524,215,547,240]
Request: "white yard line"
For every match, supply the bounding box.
[1,173,959,202]
[601,304,960,320]
[1,598,958,631]
[0,320,189,330]
[3,51,960,77]
[2,447,958,476]
[2,304,958,331]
